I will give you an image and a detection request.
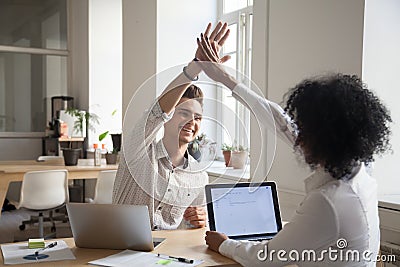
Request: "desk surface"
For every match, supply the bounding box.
[0,159,117,174]
[0,228,239,267]
[0,159,118,219]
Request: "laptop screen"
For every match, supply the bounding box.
[206,182,282,239]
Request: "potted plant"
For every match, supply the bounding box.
[188,133,217,162]
[65,108,100,161]
[99,131,119,165]
[62,142,81,166]
[188,133,205,161]
[99,109,122,154]
[111,133,122,152]
[221,143,234,167]
[65,108,100,137]
[104,148,118,164]
[230,145,249,169]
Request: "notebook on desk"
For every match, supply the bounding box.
[205,182,282,241]
[66,203,161,251]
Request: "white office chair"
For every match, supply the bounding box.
[37,155,63,162]
[92,170,117,204]
[17,170,69,238]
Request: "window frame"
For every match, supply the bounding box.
[0,1,69,138]
[216,2,253,158]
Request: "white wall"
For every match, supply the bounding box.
[251,0,365,218]
[251,0,270,182]
[89,0,122,149]
[157,0,217,145]
[122,0,157,118]
[157,0,217,73]
[363,0,400,196]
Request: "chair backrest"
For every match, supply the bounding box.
[37,156,63,162]
[18,170,69,210]
[93,170,117,204]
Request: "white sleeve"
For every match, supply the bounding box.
[232,83,297,146]
[218,191,339,266]
[123,102,172,165]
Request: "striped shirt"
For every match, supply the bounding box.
[112,102,209,230]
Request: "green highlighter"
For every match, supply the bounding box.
[156,259,173,265]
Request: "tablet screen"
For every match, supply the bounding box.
[209,185,279,236]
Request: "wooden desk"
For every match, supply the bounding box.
[0,228,239,266]
[0,159,118,219]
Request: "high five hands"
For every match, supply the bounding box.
[195,22,231,63]
[195,22,238,89]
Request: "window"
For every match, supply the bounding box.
[223,0,253,14]
[218,1,253,153]
[0,0,68,133]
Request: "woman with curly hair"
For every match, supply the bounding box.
[196,27,391,266]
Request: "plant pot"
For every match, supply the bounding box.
[222,150,232,167]
[230,151,248,169]
[105,153,118,165]
[111,133,122,152]
[188,148,201,162]
[62,148,81,166]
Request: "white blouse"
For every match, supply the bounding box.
[218,83,380,267]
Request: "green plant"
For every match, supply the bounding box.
[235,144,249,152]
[98,131,109,142]
[98,109,119,154]
[190,133,207,152]
[101,145,118,154]
[65,108,99,136]
[222,142,249,152]
[98,130,118,154]
[221,143,234,151]
[188,133,217,162]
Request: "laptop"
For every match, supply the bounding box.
[205,182,282,241]
[66,203,156,251]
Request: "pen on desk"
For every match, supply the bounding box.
[157,253,194,264]
[34,241,58,256]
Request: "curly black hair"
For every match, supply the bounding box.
[284,73,391,179]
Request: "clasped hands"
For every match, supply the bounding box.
[195,21,231,64]
[194,22,237,89]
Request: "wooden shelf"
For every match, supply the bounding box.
[42,136,85,157]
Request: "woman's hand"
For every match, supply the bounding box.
[195,22,231,63]
[195,33,238,89]
[205,231,228,252]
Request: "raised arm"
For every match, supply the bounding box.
[196,30,297,145]
[159,22,231,115]
[158,59,201,115]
